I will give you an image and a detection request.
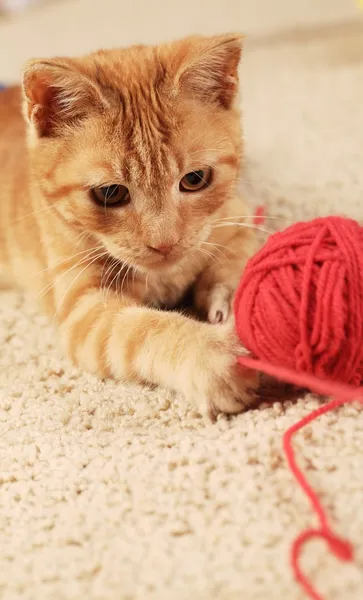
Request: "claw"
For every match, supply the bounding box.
[210,310,224,324]
[207,285,231,325]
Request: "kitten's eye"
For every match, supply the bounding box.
[179,167,213,192]
[90,184,130,207]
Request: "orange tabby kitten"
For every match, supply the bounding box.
[0,33,258,419]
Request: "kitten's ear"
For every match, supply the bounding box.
[174,33,243,108]
[22,58,108,138]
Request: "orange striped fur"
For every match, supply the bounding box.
[0,34,258,420]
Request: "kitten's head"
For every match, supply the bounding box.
[22,34,243,272]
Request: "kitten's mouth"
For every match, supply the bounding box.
[145,256,179,271]
[110,245,184,274]
[139,250,184,273]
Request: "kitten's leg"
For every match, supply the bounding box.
[46,266,257,420]
[194,226,257,324]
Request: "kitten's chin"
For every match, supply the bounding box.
[141,260,179,274]
[138,255,183,274]
[112,247,185,274]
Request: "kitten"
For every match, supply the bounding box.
[0,33,258,420]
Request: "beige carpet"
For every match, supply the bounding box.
[1,4,363,600]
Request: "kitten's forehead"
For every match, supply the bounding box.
[82,42,238,190]
[109,72,181,189]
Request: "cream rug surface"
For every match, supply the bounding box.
[1,18,363,600]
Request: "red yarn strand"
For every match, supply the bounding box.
[238,356,362,401]
[238,356,360,600]
[234,217,363,599]
[253,205,265,225]
[291,529,353,600]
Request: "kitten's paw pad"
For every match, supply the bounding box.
[206,284,231,324]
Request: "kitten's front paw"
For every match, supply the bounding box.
[206,283,232,324]
[195,281,234,325]
[187,323,259,421]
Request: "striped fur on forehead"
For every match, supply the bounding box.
[102,61,178,189]
[115,85,177,189]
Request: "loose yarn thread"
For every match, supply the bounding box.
[235,215,363,599]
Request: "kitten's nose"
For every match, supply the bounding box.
[148,244,174,256]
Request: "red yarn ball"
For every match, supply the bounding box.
[234,216,363,385]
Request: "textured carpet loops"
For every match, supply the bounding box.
[235,217,363,385]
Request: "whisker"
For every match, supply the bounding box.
[212,222,274,235]
[101,258,117,305]
[104,186,112,215]
[115,267,123,299]
[51,251,109,326]
[119,265,130,299]
[125,264,134,297]
[12,200,63,224]
[189,170,209,186]
[73,230,91,252]
[201,242,228,261]
[132,264,138,289]
[36,248,105,298]
[173,125,229,160]
[202,241,236,259]
[37,248,107,301]
[101,255,117,290]
[102,253,136,306]
[33,245,104,277]
[197,247,214,259]
[213,214,290,224]
[195,246,223,266]
[104,263,122,307]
